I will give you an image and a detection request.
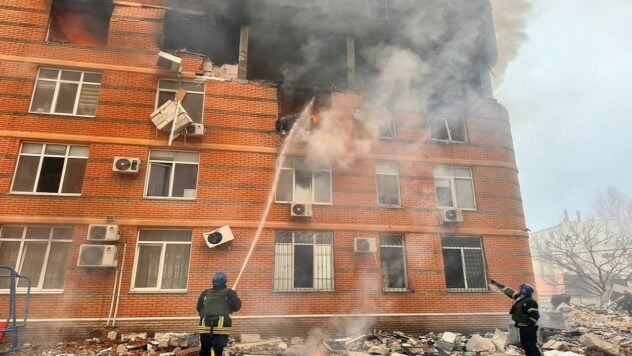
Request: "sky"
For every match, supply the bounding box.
[495,0,632,231]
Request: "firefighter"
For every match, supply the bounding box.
[196,272,241,356]
[490,280,542,356]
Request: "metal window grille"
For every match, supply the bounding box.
[380,233,408,292]
[442,236,488,292]
[273,231,334,292]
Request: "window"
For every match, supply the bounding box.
[132,229,192,292]
[380,233,407,291]
[275,157,331,204]
[30,68,102,116]
[442,236,488,292]
[0,225,73,291]
[433,166,476,209]
[379,115,396,139]
[145,150,199,199]
[156,80,205,124]
[376,163,401,206]
[48,0,113,46]
[273,231,334,291]
[429,116,467,143]
[11,142,89,195]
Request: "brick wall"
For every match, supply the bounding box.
[0,0,533,339]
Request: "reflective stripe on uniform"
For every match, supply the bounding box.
[528,308,538,313]
[529,317,538,324]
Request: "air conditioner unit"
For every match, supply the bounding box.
[157,51,182,72]
[440,208,463,224]
[77,244,117,267]
[354,237,377,253]
[185,123,206,137]
[204,225,235,248]
[87,224,120,241]
[291,203,313,217]
[113,157,140,173]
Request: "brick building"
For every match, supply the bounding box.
[0,0,533,339]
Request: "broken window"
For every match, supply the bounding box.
[162,11,239,66]
[30,68,102,117]
[380,233,407,291]
[132,229,191,291]
[376,162,400,206]
[11,142,88,195]
[156,80,205,124]
[442,236,488,291]
[48,0,113,46]
[273,231,333,291]
[0,225,73,291]
[277,88,331,134]
[275,157,331,204]
[379,114,396,139]
[433,166,476,210]
[429,116,467,143]
[145,150,199,199]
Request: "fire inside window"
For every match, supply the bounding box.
[47,0,113,46]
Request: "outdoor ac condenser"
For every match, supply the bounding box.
[291,203,313,217]
[77,245,118,267]
[354,237,377,253]
[204,225,235,248]
[87,224,120,241]
[440,208,463,224]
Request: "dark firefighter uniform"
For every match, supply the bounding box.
[492,280,541,356]
[196,285,241,356]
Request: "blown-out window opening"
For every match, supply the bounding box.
[0,225,73,292]
[442,236,488,292]
[275,157,332,204]
[156,79,205,124]
[429,116,467,143]
[380,233,408,292]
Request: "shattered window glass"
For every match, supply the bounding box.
[11,142,88,195]
[157,80,205,124]
[275,157,331,204]
[442,236,488,292]
[380,233,407,291]
[30,68,102,117]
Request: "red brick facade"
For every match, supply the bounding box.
[0,0,532,339]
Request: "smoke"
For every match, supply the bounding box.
[281,36,327,84]
[490,0,533,89]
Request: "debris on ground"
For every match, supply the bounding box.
[5,305,631,355]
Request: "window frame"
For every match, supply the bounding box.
[130,228,192,293]
[144,149,200,200]
[375,162,401,207]
[441,236,489,293]
[429,116,468,143]
[433,166,477,210]
[10,142,89,196]
[29,68,102,117]
[273,231,335,292]
[275,157,332,205]
[380,233,408,292]
[155,79,205,124]
[0,225,73,293]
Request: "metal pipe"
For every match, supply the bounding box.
[106,268,120,326]
[112,243,127,327]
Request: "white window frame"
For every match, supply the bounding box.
[0,225,73,293]
[144,149,200,200]
[380,233,408,292]
[273,231,334,292]
[275,157,332,205]
[441,236,488,292]
[379,115,396,139]
[156,79,205,124]
[10,142,89,196]
[429,116,468,143]
[433,166,477,210]
[29,68,102,117]
[375,162,401,207]
[130,229,192,293]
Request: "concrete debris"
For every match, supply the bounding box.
[107,331,117,341]
[465,334,496,352]
[240,333,262,343]
[579,333,620,355]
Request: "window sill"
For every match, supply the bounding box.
[28,110,96,118]
[129,289,188,294]
[143,196,196,201]
[378,204,402,209]
[437,206,477,212]
[447,288,490,293]
[275,201,332,206]
[0,289,64,295]
[430,139,468,145]
[273,289,335,293]
[383,288,411,293]
[9,191,81,197]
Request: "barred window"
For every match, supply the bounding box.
[434,166,476,209]
[376,163,401,206]
[145,150,199,199]
[273,231,334,291]
[156,80,205,124]
[30,68,102,116]
[0,225,73,291]
[275,157,331,204]
[132,229,192,292]
[11,142,89,195]
[380,233,407,291]
[442,236,488,292]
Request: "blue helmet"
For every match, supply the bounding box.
[212,272,227,287]
[520,283,534,297]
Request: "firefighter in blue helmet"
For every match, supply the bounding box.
[196,272,241,356]
[490,280,541,356]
